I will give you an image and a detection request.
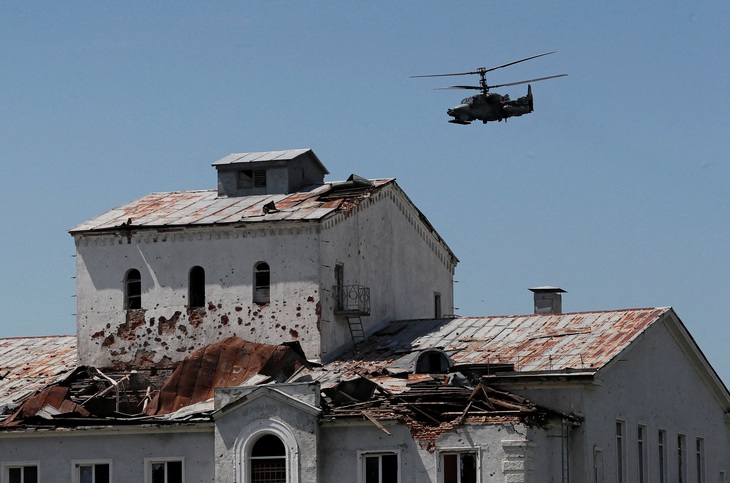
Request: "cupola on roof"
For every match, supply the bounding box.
[213,148,330,197]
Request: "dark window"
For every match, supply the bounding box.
[125,269,141,309]
[254,262,270,304]
[238,169,267,189]
[189,266,205,308]
[151,460,183,483]
[434,292,442,318]
[8,466,38,483]
[416,350,450,374]
[77,463,109,483]
[334,264,344,310]
[251,434,286,483]
[443,452,477,483]
[364,453,398,483]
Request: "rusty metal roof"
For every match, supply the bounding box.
[0,336,77,416]
[317,308,671,379]
[69,179,393,233]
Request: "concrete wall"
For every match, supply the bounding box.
[318,184,456,359]
[74,224,323,368]
[0,426,213,482]
[505,316,730,482]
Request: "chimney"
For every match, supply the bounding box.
[528,286,566,314]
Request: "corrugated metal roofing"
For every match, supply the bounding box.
[69,179,393,233]
[211,149,313,166]
[318,308,670,379]
[0,336,77,414]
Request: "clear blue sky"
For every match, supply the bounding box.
[1,2,728,384]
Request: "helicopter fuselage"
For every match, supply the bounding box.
[447,88,533,125]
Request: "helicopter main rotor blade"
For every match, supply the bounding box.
[411,71,482,79]
[484,51,557,73]
[488,74,567,89]
[434,85,482,90]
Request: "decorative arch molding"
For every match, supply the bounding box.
[235,418,300,483]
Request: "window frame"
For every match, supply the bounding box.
[657,428,668,483]
[615,420,627,483]
[357,450,401,483]
[2,461,40,483]
[637,423,648,483]
[71,460,112,483]
[695,437,705,483]
[593,446,604,483]
[437,448,480,483]
[235,419,299,483]
[434,292,442,318]
[678,433,687,483]
[144,457,184,483]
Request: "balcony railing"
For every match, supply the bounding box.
[333,285,370,316]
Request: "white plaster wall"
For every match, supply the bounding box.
[74,225,323,368]
[214,394,319,482]
[0,427,213,482]
[504,317,730,481]
[318,184,456,359]
[317,420,549,482]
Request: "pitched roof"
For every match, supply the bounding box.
[69,179,393,233]
[0,336,77,418]
[319,307,672,379]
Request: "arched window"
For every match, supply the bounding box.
[189,266,205,308]
[250,434,286,483]
[124,269,142,309]
[253,262,270,304]
[415,350,450,374]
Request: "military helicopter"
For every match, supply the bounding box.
[411,52,567,125]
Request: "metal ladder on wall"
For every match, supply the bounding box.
[347,316,365,344]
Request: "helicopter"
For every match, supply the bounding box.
[411,52,567,125]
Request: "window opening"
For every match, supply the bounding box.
[250,434,286,483]
[76,462,110,483]
[658,430,667,483]
[6,464,38,483]
[363,453,398,483]
[638,425,648,483]
[593,447,604,483]
[334,263,344,310]
[434,292,442,318]
[696,438,705,483]
[254,262,270,304]
[616,421,625,483]
[678,434,687,483]
[238,169,267,189]
[416,350,450,374]
[442,452,477,483]
[124,269,141,310]
[189,266,205,308]
[150,460,183,483]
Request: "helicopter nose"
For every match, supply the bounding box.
[447,104,467,117]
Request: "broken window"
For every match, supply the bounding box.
[250,434,286,483]
[254,262,270,304]
[238,169,267,189]
[334,263,344,310]
[678,433,687,483]
[189,266,205,308]
[362,452,398,483]
[441,452,477,483]
[416,350,450,374]
[73,461,110,483]
[148,459,183,483]
[124,269,141,310]
[4,463,38,483]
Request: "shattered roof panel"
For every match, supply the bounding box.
[0,336,77,415]
[320,308,670,378]
[69,180,392,233]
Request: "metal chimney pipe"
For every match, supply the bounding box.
[528,286,566,314]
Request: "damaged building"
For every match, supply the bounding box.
[0,149,728,482]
